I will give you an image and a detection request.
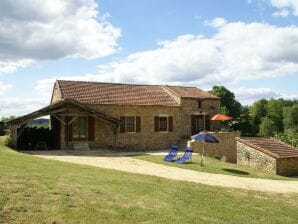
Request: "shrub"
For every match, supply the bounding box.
[4,136,16,149]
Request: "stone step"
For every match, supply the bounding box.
[73,142,90,151]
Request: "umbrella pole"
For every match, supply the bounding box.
[201,142,205,166]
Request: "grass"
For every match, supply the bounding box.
[1,137,298,223]
[135,154,298,180]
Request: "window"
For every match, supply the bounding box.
[72,117,87,140]
[125,116,136,132]
[159,117,168,132]
[154,116,173,132]
[120,116,141,133]
[196,117,204,132]
[197,100,202,109]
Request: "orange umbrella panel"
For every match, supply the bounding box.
[211,114,233,121]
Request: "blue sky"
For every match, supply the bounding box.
[0,0,298,116]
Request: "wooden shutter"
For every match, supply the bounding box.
[191,115,196,135]
[205,115,210,131]
[136,116,141,133]
[154,116,159,132]
[120,116,125,133]
[88,116,95,141]
[168,116,173,132]
[65,116,72,141]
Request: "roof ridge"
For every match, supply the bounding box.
[56,79,201,89]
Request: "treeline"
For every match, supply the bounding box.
[209,86,298,146]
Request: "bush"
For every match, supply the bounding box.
[4,136,16,149]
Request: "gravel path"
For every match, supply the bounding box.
[28,151,298,194]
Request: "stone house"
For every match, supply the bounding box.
[8,80,220,150]
[236,137,298,176]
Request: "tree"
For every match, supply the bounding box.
[259,116,276,137]
[266,99,285,133]
[0,121,4,136]
[1,116,16,123]
[209,86,242,118]
[283,104,298,132]
[233,106,256,136]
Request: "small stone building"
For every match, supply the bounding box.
[236,137,298,176]
[7,80,220,151]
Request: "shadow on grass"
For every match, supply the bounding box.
[222,168,250,175]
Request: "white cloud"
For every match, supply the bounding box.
[0,97,48,117]
[272,9,290,17]
[233,87,298,105]
[0,82,12,95]
[204,17,227,28]
[34,20,298,100]
[269,0,298,16]
[74,20,298,86]
[0,0,121,74]
[233,87,281,105]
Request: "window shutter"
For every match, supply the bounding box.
[65,116,72,141]
[120,116,125,133]
[136,116,141,133]
[191,115,196,135]
[154,116,159,132]
[168,116,173,132]
[88,116,95,141]
[205,115,210,131]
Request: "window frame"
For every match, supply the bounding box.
[158,116,169,132]
[124,116,136,133]
[72,116,88,141]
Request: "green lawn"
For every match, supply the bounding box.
[135,154,298,180]
[1,137,298,223]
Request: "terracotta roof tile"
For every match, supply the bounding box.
[57,80,218,106]
[165,86,219,99]
[236,137,298,159]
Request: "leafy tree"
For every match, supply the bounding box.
[1,116,16,123]
[283,104,298,132]
[249,99,267,125]
[266,99,285,133]
[0,121,4,136]
[233,106,256,136]
[209,86,242,118]
[259,116,276,137]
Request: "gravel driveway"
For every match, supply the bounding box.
[27,150,298,194]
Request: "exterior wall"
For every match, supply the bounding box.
[237,142,277,174]
[51,82,62,104]
[81,98,220,151]
[276,158,298,176]
[180,98,220,131]
[190,132,239,163]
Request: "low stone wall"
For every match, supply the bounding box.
[277,157,298,176]
[237,142,277,174]
[190,132,240,163]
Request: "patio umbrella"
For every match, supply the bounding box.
[211,114,233,121]
[211,114,234,131]
[191,132,219,166]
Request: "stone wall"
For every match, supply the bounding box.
[276,157,298,176]
[57,98,219,151]
[237,142,277,174]
[190,132,240,163]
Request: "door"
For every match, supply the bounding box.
[191,115,210,135]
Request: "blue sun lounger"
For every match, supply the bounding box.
[176,147,193,164]
[164,144,179,162]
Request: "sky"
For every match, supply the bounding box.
[0,0,298,117]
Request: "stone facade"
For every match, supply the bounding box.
[237,142,277,174]
[190,132,240,163]
[277,157,298,176]
[59,99,220,151]
[237,141,298,176]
